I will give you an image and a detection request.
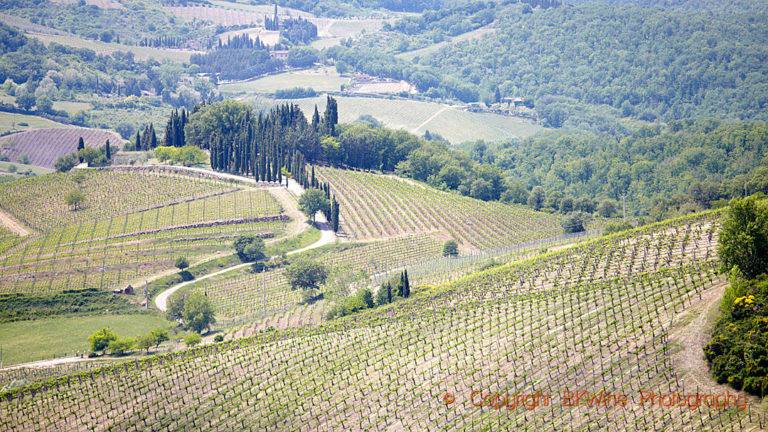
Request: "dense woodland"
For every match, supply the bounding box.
[473,120,768,219]
[0,0,211,46]
[341,1,768,126]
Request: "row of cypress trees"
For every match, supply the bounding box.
[376,270,411,306]
[164,108,188,148]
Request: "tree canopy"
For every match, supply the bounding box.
[717,197,768,280]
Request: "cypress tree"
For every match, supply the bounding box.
[386,282,392,304]
[149,124,157,149]
[403,270,410,298]
[164,111,175,147]
[105,139,111,160]
[331,197,339,232]
[77,137,85,162]
[311,105,320,130]
[311,165,316,188]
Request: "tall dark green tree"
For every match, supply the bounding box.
[331,197,339,232]
[77,137,85,162]
[104,139,111,160]
[324,96,338,136]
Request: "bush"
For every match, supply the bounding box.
[184,333,202,347]
[54,153,79,172]
[273,87,316,99]
[603,221,633,235]
[213,334,224,343]
[108,337,135,355]
[174,256,189,271]
[562,211,591,233]
[443,239,458,256]
[233,234,265,262]
[88,327,117,354]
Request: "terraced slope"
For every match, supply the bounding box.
[316,166,562,250]
[3,211,757,431]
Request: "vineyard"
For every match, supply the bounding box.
[3,210,760,430]
[316,166,562,249]
[48,0,124,9]
[178,234,443,330]
[0,168,288,297]
[164,5,264,26]
[0,128,122,169]
[0,169,228,232]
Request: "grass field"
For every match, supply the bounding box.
[28,33,198,63]
[51,100,92,115]
[221,68,350,94]
[0,161,54,176]
[282,95,541,143]
[0,112,70,135]
[0,313,171,366]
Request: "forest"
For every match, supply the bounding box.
[340,1,768,126]
[474,119,768,219]
[0,0,211,46]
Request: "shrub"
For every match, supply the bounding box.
[184,333,202,347]
[443,239,458,256]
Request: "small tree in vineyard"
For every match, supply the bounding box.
[443,239,459,257]
[182,292,215,334]
[64,189,85,211]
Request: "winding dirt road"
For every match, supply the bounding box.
[154,172,336,311]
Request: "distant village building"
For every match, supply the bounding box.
[270,50,289,60]
[501,97,525,106]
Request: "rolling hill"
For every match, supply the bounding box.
[0,128,123,169]
[2,211,757,431]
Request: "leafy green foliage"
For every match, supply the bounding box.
[299,188,330,223]
[281,18,318,45]
[442,239,458,256]
[285,258,329,292]
[108,337,135,356]
[233,234,266,262]
[717,197,768,279]
[603,221,633,235]
[561,211,590,234]
[485,121,768,218]
[175,256,189,271]
[0,289,137,323]
[88,327,117,354]
[705,276,768,396]
[182,292,215,334]
[184,333,202,347]
[154,146,206,166]
[191,48,281,81]
[64,189,85,211]
[166,292,186,322]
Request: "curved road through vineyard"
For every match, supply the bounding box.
[153,168,336,311]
